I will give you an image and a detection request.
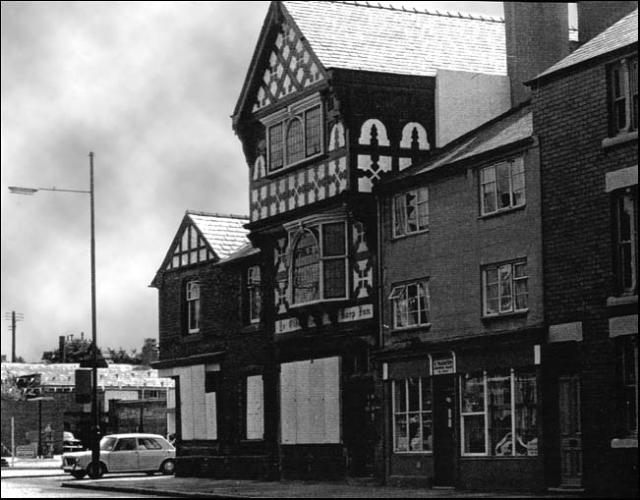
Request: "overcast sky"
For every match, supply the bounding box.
[2,2,572,362]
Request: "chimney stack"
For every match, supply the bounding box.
[59,335,66,363]
[504,2,569,107]
[577,2,638,45]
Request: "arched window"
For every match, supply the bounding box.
[292,229,320,304]
[286,118,305,164]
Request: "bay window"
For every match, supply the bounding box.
[267,101,323,173]
[392,377,433,453]
[461,370,538,457]
[291,221,347,305]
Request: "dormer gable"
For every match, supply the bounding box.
[233,1,327,124]
[151,211,250,287]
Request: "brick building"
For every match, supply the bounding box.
[528,7,638,497]
[151,211,273,478]
[1,362,172,455]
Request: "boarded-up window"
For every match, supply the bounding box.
[246,375,264,440]
[280,356,340,444]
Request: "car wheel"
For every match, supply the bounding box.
[87,461,105,479]
[71,470,86,480]
[160,459,175,475]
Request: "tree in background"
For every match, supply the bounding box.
[41,335,102,364]
[39,335,159,366]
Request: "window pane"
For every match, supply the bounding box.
[418,282,429,324]
[322,223,345,256]
[406,191,418,232]
[407,284,419,326]
[323,258,346,299]
[269,124,283,171]
[395,416,408,452]
[286,118,305,164]
[463,414,486,454]
[408,378,420,411]
[395,380,406,412]
[422,416,433,451]
[515,372,538,456]
[293,231,320,303]
[499,265,513,312]
[496,163,511,208]
[488,373,512,456]
[462,375,484,413]
[189,226,198,250]
[394,195,406,237]
[305,106,322,157]
[394,293,408,328]
[421,377,432,412]
[408,412,422,451]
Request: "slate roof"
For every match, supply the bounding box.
[282,1,506,77]
[186,211,250,260]
[1,362,174,389]
[391,103,532,181]
[535,8,638,81]
[218,241,260,265]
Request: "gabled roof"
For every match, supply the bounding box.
[234,0,506,123]
[283,1,506,77]
[388,103,532,182]
[186,211,250,260]
[151,211,253,287]
[534,8,638,81]
[1,362,174,389]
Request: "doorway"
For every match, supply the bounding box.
[432,375,456,487]
[558,375,582,488]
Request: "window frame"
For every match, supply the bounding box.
[186,280,201,334]
[607,56,638,137]
[264,96,324,175]
[389,279,431,330]
[479,158,526,216]
[289,221,349,307]
[247,265,262,324]
[613,186,638,296]
[393,186,429,238]
[482,260,528,317]
[391,377,433,454]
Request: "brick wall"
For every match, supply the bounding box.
[533,46,638,496]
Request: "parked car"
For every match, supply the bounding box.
[62,431,83,453]
[62,433,175,479]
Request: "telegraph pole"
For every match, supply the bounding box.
[4,311,23,362]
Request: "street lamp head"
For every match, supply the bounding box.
[8,186,38,195]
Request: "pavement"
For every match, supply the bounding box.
[1,456,586,498]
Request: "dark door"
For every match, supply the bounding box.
[433,375,456,487]
[559,375,582,488]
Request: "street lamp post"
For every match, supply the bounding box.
[9,152,101,476]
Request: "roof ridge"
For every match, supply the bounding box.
[326,0,504,23]
[186,210,249,221]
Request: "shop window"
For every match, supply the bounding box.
[482,260,528,317]
[245,375,264,440]
[247,265,262,324]
[392,377,432,453]
[393,187,429,238]
[267,103,323,173]
[460,370,538,457]
[613,187,638,296]
[389,279,430,329]
[280,356,340,444]
[186,281,200,334]
[608,56,638,137]
[290,222,347,306]
[480,157,525,216]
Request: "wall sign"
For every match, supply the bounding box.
[432,356,455,375]
[275,303,374,334]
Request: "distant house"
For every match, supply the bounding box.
[1,362,173,454]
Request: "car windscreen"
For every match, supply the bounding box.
[99,436,117,451]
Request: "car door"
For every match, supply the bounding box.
[137,437,163,471]
[109,437,139,472]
